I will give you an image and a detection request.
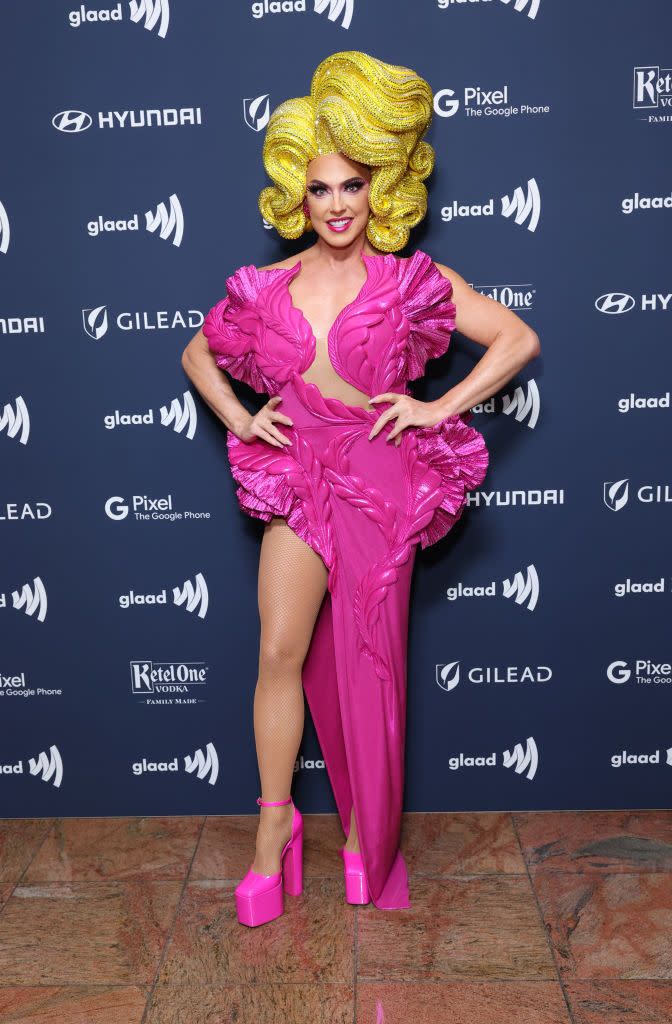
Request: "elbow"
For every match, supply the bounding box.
[523,328,541,360]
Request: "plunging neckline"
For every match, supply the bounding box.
[284,249,377,359]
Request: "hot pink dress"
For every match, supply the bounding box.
[203,248,489,910]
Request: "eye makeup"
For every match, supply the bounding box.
[307,178,367,196]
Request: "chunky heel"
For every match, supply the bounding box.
[235,795,303,927]
[340,846,370,905]
[282,826,303,896]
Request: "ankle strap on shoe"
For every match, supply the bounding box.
[257,796,292,806]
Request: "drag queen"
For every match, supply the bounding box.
[182,50,540,926]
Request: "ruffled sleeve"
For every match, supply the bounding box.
[396,250,457,381]
[202,265,276,395]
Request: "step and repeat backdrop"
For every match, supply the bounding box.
[1,1,670,817]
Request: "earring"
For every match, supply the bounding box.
[302,198,310,217]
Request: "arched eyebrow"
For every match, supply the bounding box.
[307,176,366,186]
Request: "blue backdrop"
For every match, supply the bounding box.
[1,0,671,817]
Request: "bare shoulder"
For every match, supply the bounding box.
[431,259,468,289]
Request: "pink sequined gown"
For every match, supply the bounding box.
[203,248,489,910]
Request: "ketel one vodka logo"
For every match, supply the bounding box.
[104,391,198,440]
[87,193,184,246]
[0,396,30,444]
[0,744,64,787]
[132,741,219,784]
[2,576,48,622]
[441,177,541,232]
[120,573,209,618]
[130,659,209,694]
[68,1,171,37]
[474,281,536,312]
[633,66,672,111]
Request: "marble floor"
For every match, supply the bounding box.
[0,810,671,1023]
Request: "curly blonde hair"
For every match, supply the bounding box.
[258,50,435,253]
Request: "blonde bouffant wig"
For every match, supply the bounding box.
[258,50,435,254]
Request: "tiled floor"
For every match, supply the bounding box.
[0,810,671,1022]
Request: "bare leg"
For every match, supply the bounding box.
[344,805,360,853]
[251,516,335,874]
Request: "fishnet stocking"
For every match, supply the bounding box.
[250,515,356,873]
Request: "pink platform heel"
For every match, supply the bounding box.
[235,796,303,927]
[339,845,370,905]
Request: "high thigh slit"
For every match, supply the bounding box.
[203,249,490,908]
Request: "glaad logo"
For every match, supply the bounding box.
[0,199,10,254]
[614,576,668,598]
[147,194,183,245]
[633,66,672,117]
[436,660,551,689]
[68,1,171,38]
[612,748,672,767]
[474,282,536,310]
[441,178,541,231]
[82,304,203,341]
[120,573,209,618]
[446,564,540,611]
[3,577,48,622]
[494,379,541,429]
[607,659,672,685]
[105,494,211,522]
[87,194,184,247]
[434,85,549,120]
[502,564,540,609]
[244,94,271,132]
[0,396,30,444]
[438,0,541,19]
[618,391,670,413]
[250,0,354,29]
[595,292,671,314]
[622,191,672,214]
[104,391,197,440]
[604,479,672,510]
[504,737,538,779]
[443,737,539,780]
[0,744,63,786]
[131,741,219,784]
[314,0,354,28]
[52,107,201,132]
[294,754,326,772]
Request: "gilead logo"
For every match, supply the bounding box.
[0,502,52,522]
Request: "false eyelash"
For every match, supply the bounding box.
[307,181,365,195]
